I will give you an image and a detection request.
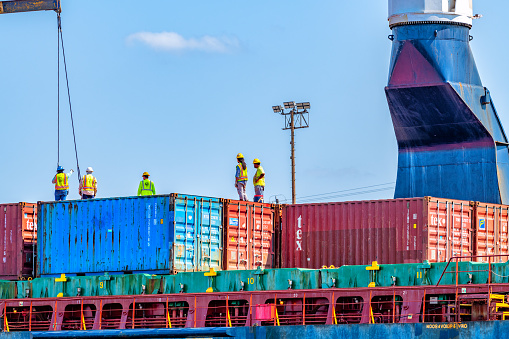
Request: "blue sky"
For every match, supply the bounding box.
[1,1,508,204]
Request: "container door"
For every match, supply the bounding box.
[225,201,250,270]
[197,198,222,271]
[475,204,509,263]
[427,200,448,262]
[448,201,473,260]
[427,199,472,263]
[0,204,22,280]
[224,201,275,270]
[21,203,37,277]
[172,197,197,272]
[475,204,492,261]
[495,207,509,261]
[251,204,275,269]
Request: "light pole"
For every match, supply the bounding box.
[273,102,310,204]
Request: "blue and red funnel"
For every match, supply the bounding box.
[386,0,509,204]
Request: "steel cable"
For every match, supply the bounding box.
[57,14,60,167]
[279,182,395,203]
[57,13,81,181]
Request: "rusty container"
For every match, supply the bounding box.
[0,203,37,280]
[223,200,277,270]
[473,202,509,263]
[281,197,473,269]
[38,194,222,276]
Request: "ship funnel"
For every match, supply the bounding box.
[386,0,509,204]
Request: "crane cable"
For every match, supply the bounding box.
[57,12,81,181]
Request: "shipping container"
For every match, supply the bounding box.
[0,202,37,280]
[281,197,474,269]
[223,200,277,270]
[37,194,222,276]
[473,202,509,262]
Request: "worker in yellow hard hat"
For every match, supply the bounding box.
[138,172,156,196]
[253,159,265,202]
[235,153,248,201]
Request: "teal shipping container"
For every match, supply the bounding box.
[37,194,223,276]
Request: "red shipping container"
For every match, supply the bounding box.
[223,200,277,270]
[0,203,37,280]
[473,202,509,262]
[281,197,473,268]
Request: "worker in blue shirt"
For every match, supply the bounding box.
[51,166,74,201]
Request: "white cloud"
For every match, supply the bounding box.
[127,31,239,53]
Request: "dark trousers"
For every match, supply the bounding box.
[55,190,68,201]
[82,194,94,200]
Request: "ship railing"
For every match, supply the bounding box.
[2,287,509,331]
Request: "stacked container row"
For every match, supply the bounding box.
[0,203,37,280]
[280,197,504,269]
[37,194,278,277]
[4,196,507,279]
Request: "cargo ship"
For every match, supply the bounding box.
[2,0,509,338]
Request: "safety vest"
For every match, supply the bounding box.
[140,179,154,195]
[55,173,69,191]
[236,163,248,182]
[253,166,265,187]
[82,174,95,190]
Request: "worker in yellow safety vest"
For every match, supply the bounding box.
[235,153,248,201]
[253,158,265,202]
[138,172,156,196]
[51,166,74,201]
[79,167,98,199]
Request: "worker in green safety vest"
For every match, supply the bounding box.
[138,172,156,196]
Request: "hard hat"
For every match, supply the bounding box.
[253,158,261,164]
[143,172,150,177]
[57,166,64,172]
[86,167,94,173]
[237,153,244,159]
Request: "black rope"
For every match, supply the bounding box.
[57,14,60,167]
[57,13,81,181]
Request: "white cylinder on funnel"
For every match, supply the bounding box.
[388,0,473,28]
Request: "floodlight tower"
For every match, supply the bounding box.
[273,102,310,204]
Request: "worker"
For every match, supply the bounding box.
[253,158,265,202]
[52,166,74,201]
[138,172,156,196]
[79,167,97,199]
[235,153,248,201]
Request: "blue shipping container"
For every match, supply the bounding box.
[37,194,223,276]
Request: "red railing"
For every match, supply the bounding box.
[2,285,509,332]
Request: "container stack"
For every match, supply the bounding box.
[0,202,37,280]
[281,197,509,269]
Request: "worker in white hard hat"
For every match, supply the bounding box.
[235,153,248,201]
[79,167,97,199]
